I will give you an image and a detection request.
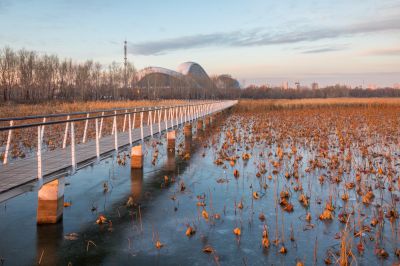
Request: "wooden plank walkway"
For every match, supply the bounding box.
[0,100,237,199]
[0,119,179,194]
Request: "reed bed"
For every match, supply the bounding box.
[235,98,400,112]
[0,100,187,118]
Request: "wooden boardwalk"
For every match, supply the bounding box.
[0,119,179,194]
[0,100,237,201]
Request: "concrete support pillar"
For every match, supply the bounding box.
[197,120,203,131]
[184,123,192,137]
[131,144,143,169]
[167,130,176,151]
[37,177,65,224]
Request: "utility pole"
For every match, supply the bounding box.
[124,40,128,90]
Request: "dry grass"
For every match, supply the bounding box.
[0,100,188,119]
[236,98,400,111]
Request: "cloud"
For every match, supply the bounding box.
[129,31,248,56]
[302,46,347,54]
[129,17,400,55]
[364,47,400,56]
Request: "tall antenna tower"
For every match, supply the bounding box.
[124,40,128,89]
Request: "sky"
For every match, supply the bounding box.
[0,0,399,87]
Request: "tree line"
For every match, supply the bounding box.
[241,85,400,99]
[0,46,241,102]
[0,47,137,102]
[1,46,398,103]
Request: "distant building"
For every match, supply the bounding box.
[295,82,300,90]
[282,81,289,90]
[311,82,319,90]
[215,74,240,90]
[136,62,239,98]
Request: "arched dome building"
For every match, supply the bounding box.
[215,74,241,90]
[135,62,239,99]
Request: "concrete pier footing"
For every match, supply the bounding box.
[131,145,143,169]
[197,120,203,130]
[167,130,176,151]
[205,116,211,126]
[184,124,192,137]
[37,178,65,224]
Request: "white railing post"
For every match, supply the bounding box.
[184,106,187,123]
[171,107,174,128]
[62,115,70,149]
[173,107,176,127]
[82,113,89,143]
[112,111,116,135]
[149,110,153,136]
[168,108,172,127]
[140,112,144,141]
[99,112,104,138]
[128,113,132,146]
[158,109,161,134]
[71,121,76,173]
[132,109,136,130]
[170,107,173,128]
[123,110,127,132]
[180,106,183,124]
[175,106,179,127]
[40,117,46,143]
[95,118,100,160]
[37,126,42,182]
[3,120,13,164]
[164,108,168,131]
[113,113,118,152]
